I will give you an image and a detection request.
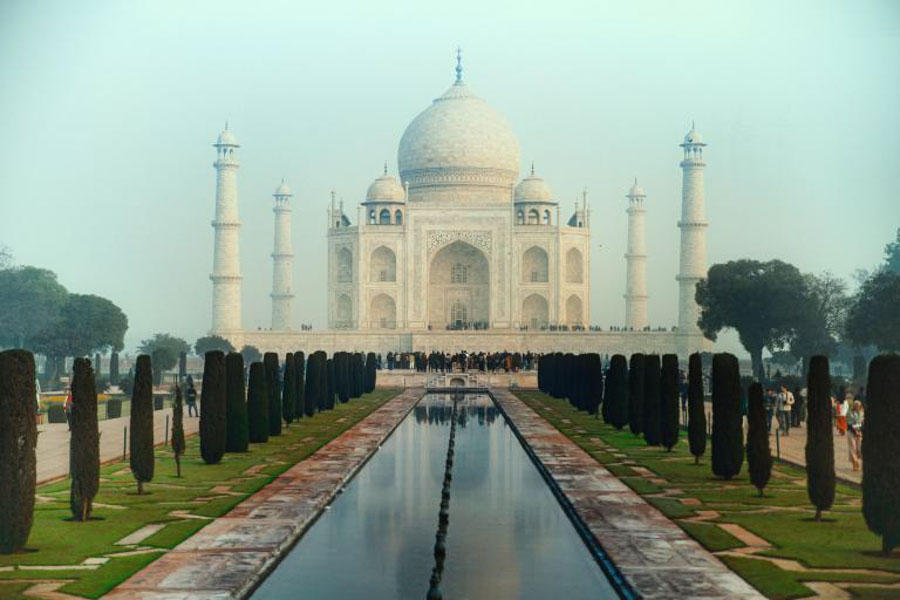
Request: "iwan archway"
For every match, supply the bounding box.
[428,240,490,329]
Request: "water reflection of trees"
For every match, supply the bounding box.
[413,403,498,427]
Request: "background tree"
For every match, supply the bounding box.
[883,227,900,274]
[171,384,185,477]
[263,353,281,436]
[711,353,743,480]
[294,351,306,419]
[0,266,67,349]
[768,350,800,374]
[643,355,662,446]
[138,333,190,385]
[687,353,707,464]
[365,352,377,393]
[805,355,835,521]
[110,351,119,384]
[247,362,269,443]
[628,354,645,436]
[660,354,680,451]
[194,335,234,356]
[240,345,262,365]
[790,272,849,375]
[862,354,900,554]
[130,355,154,494]
[200,351,226,465]
[282,353,296,426]
[0,350,37,553]
[845,271,900,351]
[746,382,772,497]
[697,259,807,381]
[70,357,99,520]
[224,352,248,452]
[178,352,187,380]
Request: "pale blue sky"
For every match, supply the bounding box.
[1,0,898,353]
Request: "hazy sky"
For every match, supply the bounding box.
[1,0,898,354]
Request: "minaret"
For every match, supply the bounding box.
[625,179,648,330]
[676,122,709,351]
[270,179,294,330]
[210,123,242,334]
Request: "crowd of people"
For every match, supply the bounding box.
[381,351,537,373]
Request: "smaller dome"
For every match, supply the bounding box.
[682,123,704,145]
[274,179,291,197]
[627,179,645,197]
[515,174,554,203]
[366,172,405,202]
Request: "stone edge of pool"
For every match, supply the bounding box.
[492,389,765,600]
[102,388,425,600]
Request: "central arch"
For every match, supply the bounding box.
[369,293,396,329]
[370,246,396,282]
[428,240,490,329]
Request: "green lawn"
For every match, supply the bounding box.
[515,390,900,600]
[1,389,401,598]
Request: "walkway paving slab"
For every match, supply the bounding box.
[103,389,423,600]
[494,389,764,599]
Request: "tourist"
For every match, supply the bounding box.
[186,381,198,417]
[780,385,794,436]
[835,394,849,436]
[764,388,776,433]
[63,386,73,430]
[847,400,864,471]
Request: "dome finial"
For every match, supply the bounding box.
[530,161,534,176]
[455,46,463,84]
[225,120,229,131]
[383,161,388,175]
[691,119,695,131]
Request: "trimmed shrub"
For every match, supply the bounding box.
[225,352,248,452]
[247,362,269,444]
[711,353,743,480]
[106,398,122,419]
[264,352,281,436]
[172,384,185,477]
[660,354,680,451]
[608,355,628,429]
[862,354,900,554]
[366,352,377,393]
[282,353,296,426]
[643,355,662,446]
[746,382,772,496]
[349,353,362,399]
[326,357,336,410]
[130,355,155,493]
[70,357,100,520]
[200,350,226,465]
[628,354,645,436]
[687,353,707,464]
[0,350,37,553]
[806,355,835,520]
[586,353,603,415]
[304,352,320,417]
[336,352,350,404]
[294,352,306,421]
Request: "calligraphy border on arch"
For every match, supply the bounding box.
[426,230,492,257]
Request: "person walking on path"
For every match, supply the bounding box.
[186,381,198,417]
[64,386,73,430]
[780,385,794,436]
[847,400,864,471]
[835,394,850,436]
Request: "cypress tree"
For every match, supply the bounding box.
[326,357,336,410]
[601,357,614,423]
[628,354,645,436]
[711,353,743,480]
[746,382,772,497]
[0,350,37,553]
[264,352,281,436]
[172,384,185,477]
[862,354,900,555]
[537,354,546,393]
[304,352,320,416]
[585,353,603,415]
[643,355,662,445]
[806,355,835,521]
[336,352,350,403]
[687,353,707,464]
[178,352,187,380]
[70,357,100,520]
[224,352,248,452]
[356,353,365,397]
[294,351,306,419]
[282,353,296,426]
[314,352,326,411]
[366,352,377,393]
[110,351,119,384]
[200,350,226,465]
[609,355,629,429]
[247,362,269,444]
[349,353,362,399]
[661,354,680,451]
[130,354,154,493]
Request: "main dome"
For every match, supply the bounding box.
[398,81,520,188]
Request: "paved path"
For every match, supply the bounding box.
[765,422,861,485]
[494,389,763,600]
[104,389,423,600]
[37,409,200,484]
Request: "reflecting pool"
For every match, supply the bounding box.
[252,394,618,599]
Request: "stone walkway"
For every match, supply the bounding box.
[103,389,423,600]
[493,389,763,600]
[765,423,860,485]
[37,409,200,484]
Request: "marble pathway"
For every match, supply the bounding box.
[103,389,424,600]
[493,389,764,600]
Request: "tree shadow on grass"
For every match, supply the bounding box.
[62,516,106,522]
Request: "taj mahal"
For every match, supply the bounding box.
[208,52,712,358]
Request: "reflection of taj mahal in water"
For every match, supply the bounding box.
[210,52,711,357]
